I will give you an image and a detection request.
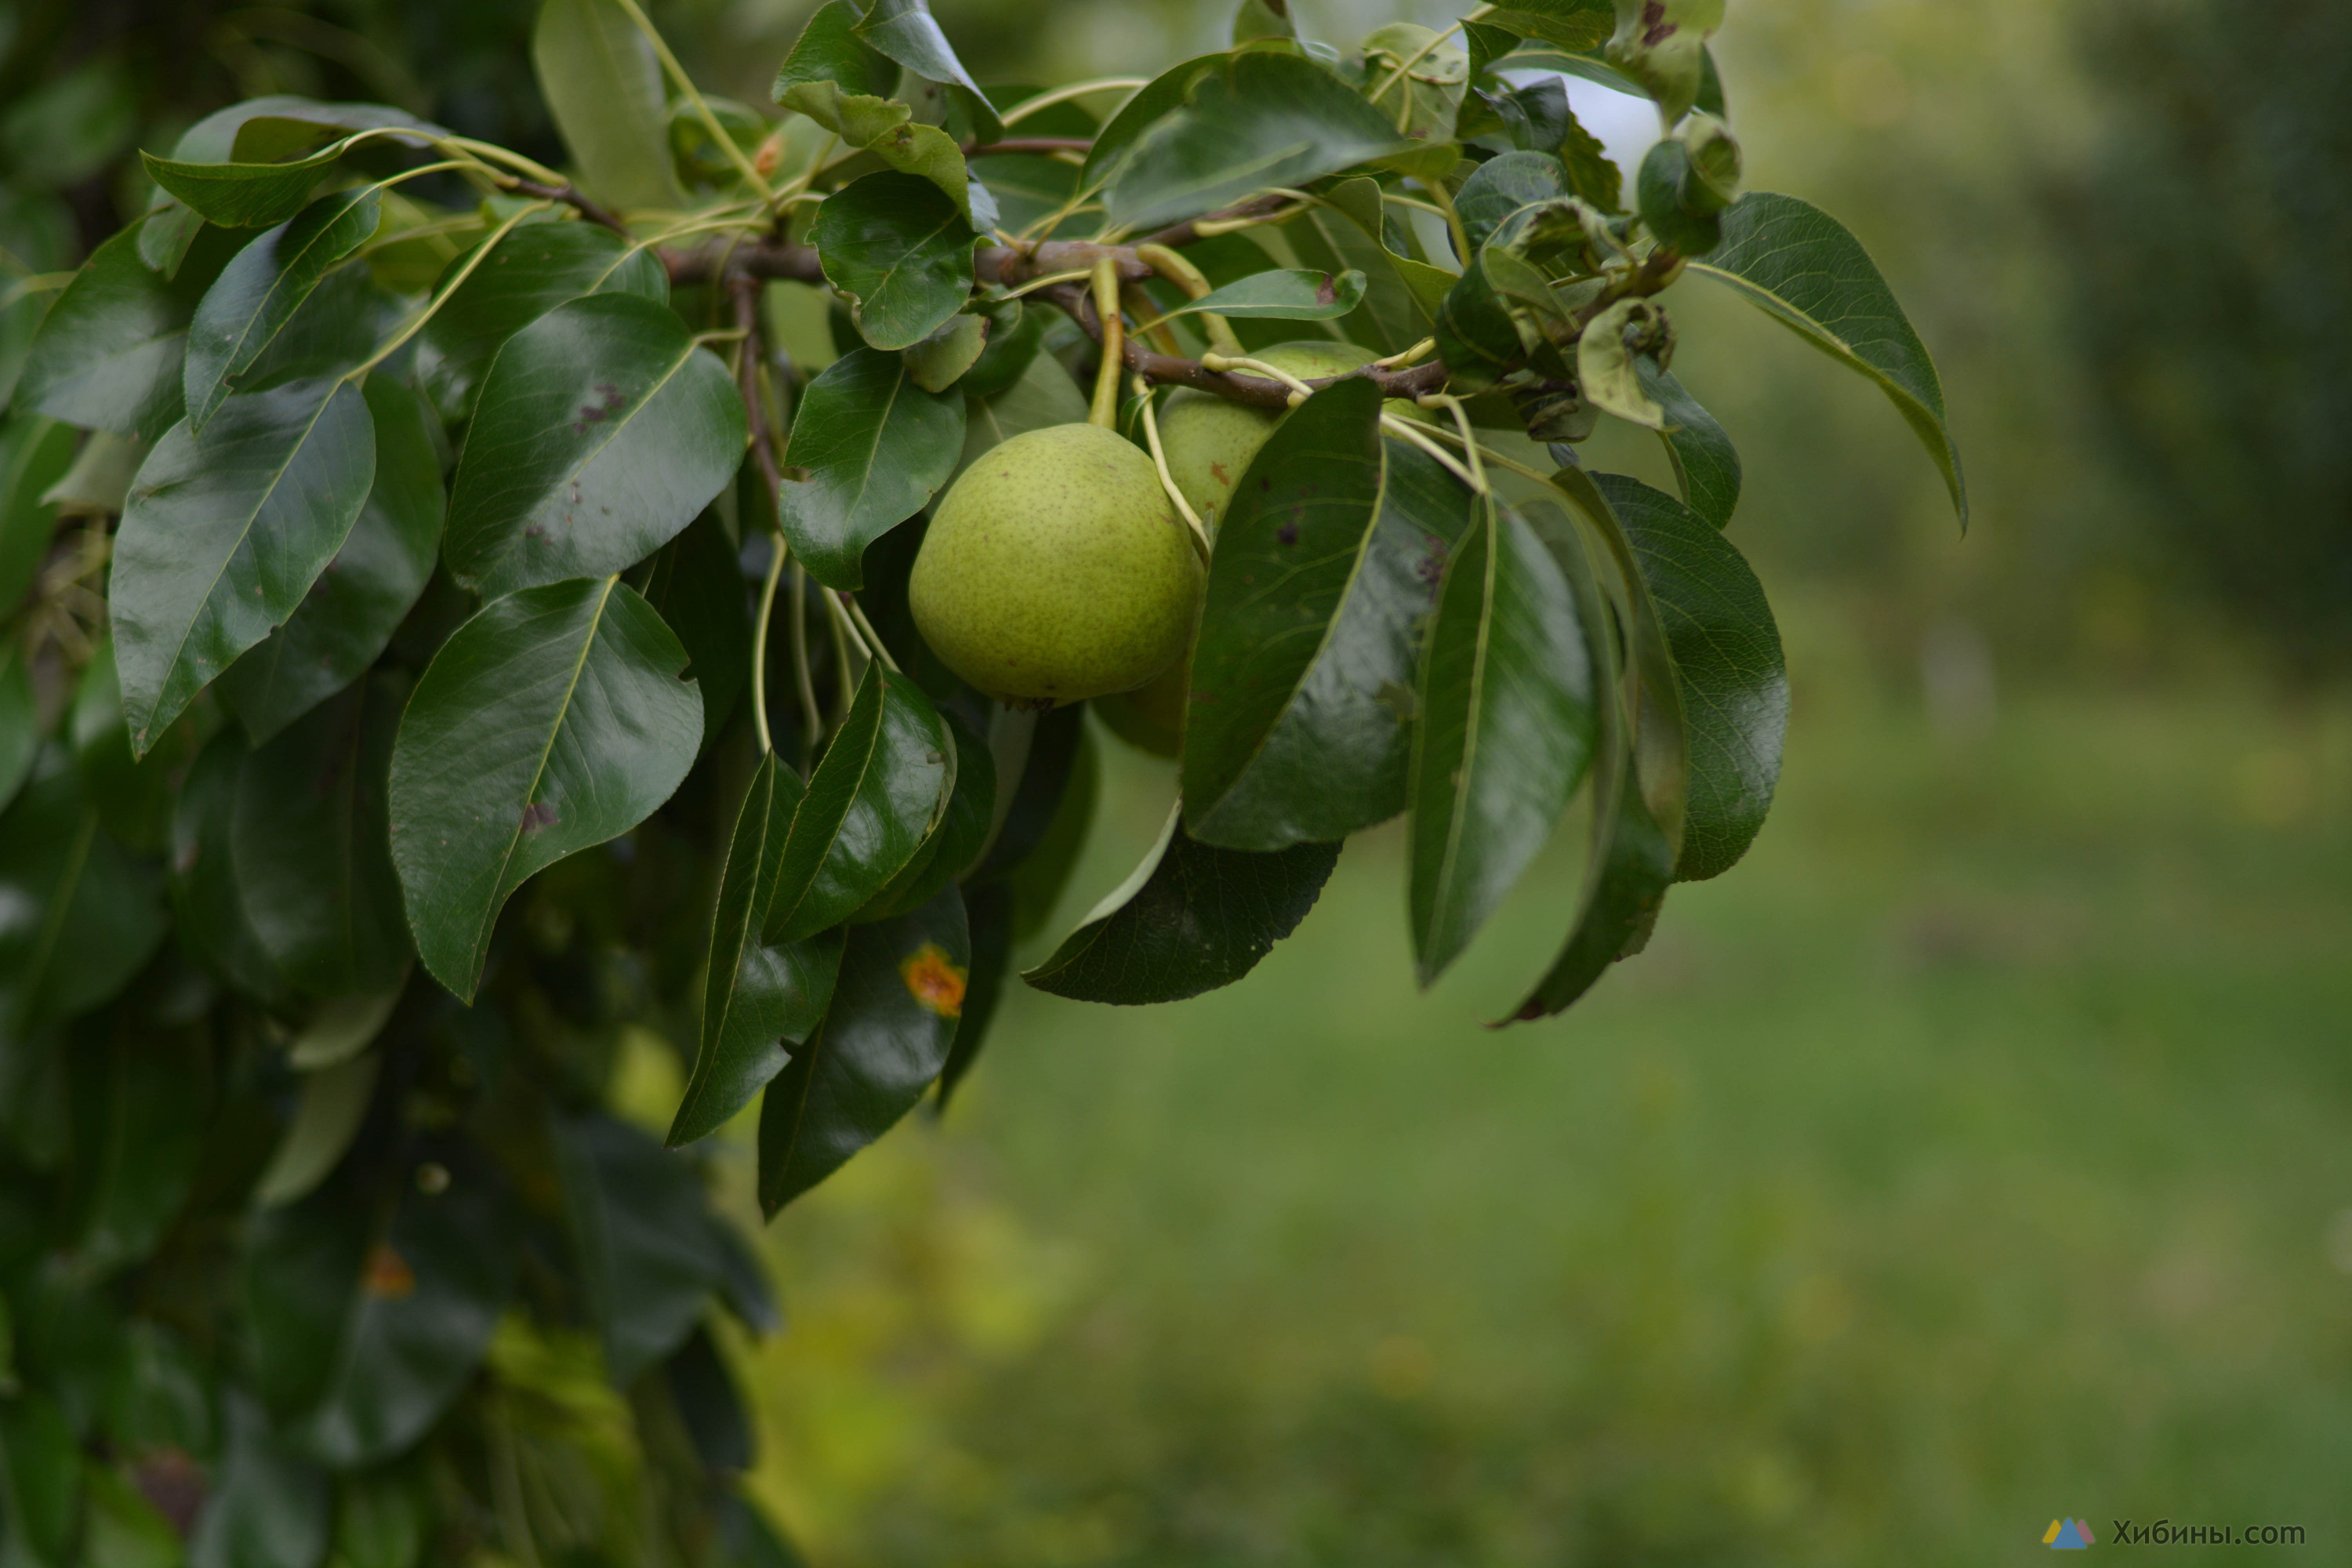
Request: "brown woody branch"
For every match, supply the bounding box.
[1037,280,1449,410]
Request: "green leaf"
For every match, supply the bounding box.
[1105,52,1415,230]
[417,220,669,418]
[85,1461,185,1566]
[331,1473,423,1568]
[855,0,1005,147]
[1631,361,1737,529]
[851,704,991,920]
[969,149,1080,235]
[1456,151,1570,252]
[1577,296,1669,428]
[0,417,78,612]
[65,1026,210,1270]
[637,508,750,748]
[1691,192,1968,524]
[245,1182,372,1420]
[770,85,972,218]
[1407,495,1597,984]
[220,376,445,746]
[530,0,688,212]
[0,752,166,1037]
[191,1393,329,1568]
[183,188,380,431]
[1285,176,1448,354]
[292,1145,517,1467]
[251,1051,380,1209]
[1232,0,1298,42]
[774,347,964,591]
[670,755,846,1148]
[1599,474,1785,881]
[966,700,1085,886]
[112,376,375,753]
[1181,379,1384,844]
[763,664,953,945]
[903,311,990,394]
[1604,0,1722,125]
[1080,54,1221,194]
[1635,137,1720,256]
[169,730,287,1002]
[1483,3,1613,51]
[141,136,354,229]
[1023,802,1338,1004]
[1186,423,1480,851]
[757,884,967,1214]
[554,1112,739,1384]
[1154,268,1367,325]
[16,222,218,438]
[388,577,702,1001]
[772,2,897,105]
[811,171,984,352]
[0,1391,82,1563]
[0,271,63,412]
[949,346,1084,485]
[1506,728,1671,1021]
[285,985,403,1070]
[233,675,411,998]
[1434,252,1527,393]
[443,292,745,598]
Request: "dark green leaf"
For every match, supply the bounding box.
[443,292,745,598]
[66,637,194,855]
[671,755,846,1148]
[902,313,989,393]
[851,705,992,920]
[183,189,380,431]
[190,1393,329,1568]
[169,730,286,1002]
[233,675,410,997]
[1456,151,1570,252]
[245,1181,371,1420]
[1639,358,1740,528]
[112,376,375,753]
[1233,0,1298,43]
[1692,192,1967,524]
[251,1051,380,1209]
[772,2,897,104]
[530,0,688,212]
[1600,474,1784,880]
[0,271,64,412]
[1105,53,1415,230]
[141,137,352,229]
[764,664,953,944]
[638,508,750,748]
[969,151,1079,235]
[0,1391,82,1563]
[1182,379,1386,848]
[0,417,77,612]
[775,347,964,591]
[811,171,983,352]
[555,1112,737,1384]
[1602,0,1720,124]
[219,376,444,745]
[295,1145,516,1467]
[967,700,1083,885]
[0,648,38,819]
[1023,804,1338,1004]
[665,1327,752,1474]
[418,220,669,417]
[855,0,1004,146]
[1507,735,1672,1021]
[758,884,967,1214]
[1434,252,1526,393]
[1190,429,1479,849]
[935,878,1009,1109]
[1407,496,1596,983]
[16,223,214,438]
[65,1027,209,1270]
[332,1472,423,1568]
[388,577,702,1000]
[949,346,1083,485]
[1635,138,1720,256]
[0,752,166,1037]
[1155,268,1367,325]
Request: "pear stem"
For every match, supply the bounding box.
[1134,375,1212,560]
[1421,393,1489,495]
[846,597,901,673]
[1379,411,1483,492]
[1087,256,1124,429]
[789,564,821,753]
[1134,244,1242,357]
[750,534,786,757]
[1199,352,1312,405]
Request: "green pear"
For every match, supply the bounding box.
[909,422,1201,706]
[1156,339,1381,535]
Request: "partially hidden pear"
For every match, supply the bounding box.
[909,422,1201,706]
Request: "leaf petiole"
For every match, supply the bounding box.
[342,198,554,382]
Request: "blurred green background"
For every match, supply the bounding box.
[9,0,2350,1561]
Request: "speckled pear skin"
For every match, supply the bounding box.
[909,422,1201,705]
[1156,340,1381,535]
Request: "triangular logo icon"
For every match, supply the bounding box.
[2045,1517,2092,1549]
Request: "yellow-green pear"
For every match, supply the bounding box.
[1156,339,1381,535]
[909,423,1201,706]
